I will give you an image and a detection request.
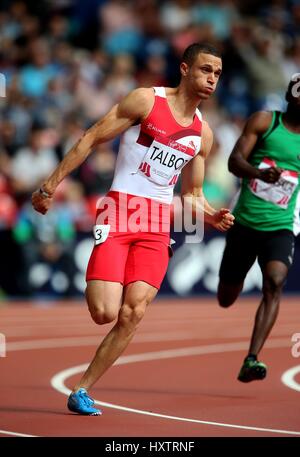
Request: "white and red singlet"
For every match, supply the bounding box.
[86,87,203,288]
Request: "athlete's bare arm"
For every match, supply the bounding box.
[181,121,234,232]
[32,88,154,214]
[228,111,282,182]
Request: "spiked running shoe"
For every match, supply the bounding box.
[238,359,267,383]
[67,388,102,415]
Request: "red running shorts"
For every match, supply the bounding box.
[86,191,171,289]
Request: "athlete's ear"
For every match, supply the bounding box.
[180,62,189,77]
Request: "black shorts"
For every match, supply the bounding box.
[219,221,295,284]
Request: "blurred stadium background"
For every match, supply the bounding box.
[0,0,299,300]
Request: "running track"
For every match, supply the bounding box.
[0,296,299,437]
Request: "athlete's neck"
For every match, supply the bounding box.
[283,106,300,133]
[168,85,201,120]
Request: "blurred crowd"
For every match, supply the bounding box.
[0,0,299,296]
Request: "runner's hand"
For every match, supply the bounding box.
[31,189,53,215]
[211,208,235,232]
[258,167,282,183]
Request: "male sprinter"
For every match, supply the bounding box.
[218,76,300,382]
[32,43,234,415]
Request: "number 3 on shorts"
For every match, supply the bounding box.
[93,225,111,245]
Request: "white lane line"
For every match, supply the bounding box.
[2,325,297,339]
[5,332,210,351]
[3,327,93,338]
[281,365,300,392]
[51,343,300,436]
[5,335,292,352]
[0,429,38,437]
[0,315,88,323]
[7,336,102,351]
[0,315,199,324]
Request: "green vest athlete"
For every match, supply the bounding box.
[217,76,300,383]
[233,110,300,233]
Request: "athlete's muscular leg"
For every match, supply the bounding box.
[217,281,243,308]
[73,281,157,392]
[217,223,256,308]
[248,261,288,356]
[85,280,123,324]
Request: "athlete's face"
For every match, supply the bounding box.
[181,53,222,99]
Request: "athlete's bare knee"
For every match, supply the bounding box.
[217,294,235,308]
[217,282,241,308]
[132,304,147,322]
[263,273,285,295]
[118,300,147,330]
[91,308,117,325]
[86,297,117,326]
[119,303,146,325]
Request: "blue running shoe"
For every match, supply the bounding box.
[67,388,102,415]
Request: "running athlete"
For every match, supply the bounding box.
[32,43,234,415]
[218,76,300,383]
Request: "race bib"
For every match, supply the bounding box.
[249,158,299,209]
[93,224,111,245]
[138,136,195,186]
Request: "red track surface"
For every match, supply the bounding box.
[0,296,299,437]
